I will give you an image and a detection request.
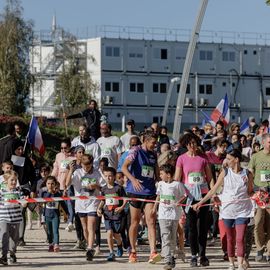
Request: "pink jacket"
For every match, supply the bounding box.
[51,152,75,190]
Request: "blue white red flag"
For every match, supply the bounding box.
[200,110,216,127]
[240,119,249,134]
[27,116,45,155]
[210,94,230,126]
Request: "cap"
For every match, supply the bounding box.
[126,119,135,125]
[74,145,85,153]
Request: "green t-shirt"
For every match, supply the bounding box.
[248,151,270,188]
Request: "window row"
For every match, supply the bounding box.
[105,46,246,62]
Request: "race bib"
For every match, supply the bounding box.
[2,191,20,201]
[141,165,154,178]
[105,197,119,206]
[102,148,112,156]
[260,170,270,182]
[81,177,97,188]
[188,172,204,185]
[60,160,70,170]
[46,201,59,209]
[160,194,175,205]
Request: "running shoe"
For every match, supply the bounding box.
[199,256,209,266]
[9,253,17,264]
[228,264,235,270]
[65,223,74,232]
[107,253,116,261]
[190,257,198,267]
[86,249,94,261]
[129,252,138,263]
[54,244,60,252]
[48,244,54,252]
[0,256,8,266]
[116,245,123,257]
[148,252,161,264]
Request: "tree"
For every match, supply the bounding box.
[55,38,98,115]
[267,0,270,5]
[0,0,34,115]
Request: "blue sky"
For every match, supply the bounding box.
[0,0,269,35]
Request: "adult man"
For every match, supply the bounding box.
[65,99,101,140]
[71,125,100,169]
[120,119,137,152]
[97,123,122,169]
[248,133,270,263]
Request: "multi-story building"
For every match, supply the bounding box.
[30,26,270,129]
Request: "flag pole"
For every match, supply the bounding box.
[23,115,34,153]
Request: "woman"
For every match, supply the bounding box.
[193,150,253,270]
[175,133,213,267]
[122,130,161,264]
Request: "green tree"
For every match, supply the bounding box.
[55,41,98,115]
[0,0,34,115]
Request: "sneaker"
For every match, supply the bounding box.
[238,265,246,270]
[163,262,173,270]
[65,223,74,232]
[171,256,176,268]
[148,252,161,264]
[223,253,229,261]
[0,256,8,266]
[17,239,26,247]
[208,237,216,246]
[54,244,60,252]
[79,240,87,250]
[228,264,235,270]
[116,245,123,257]
[243,259,250,268]
[86,249,94,261]
[9,253,17,264]
[48,244,54,252]
[255,250,264,262]
[73,240,81,249]
[190,257,198,267]
[129,252,138,263]
[199,256,210,267]
[107,253,115,261]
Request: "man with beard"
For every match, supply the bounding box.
[71,125,101,169]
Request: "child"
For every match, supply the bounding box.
[0,161,14,186]
[152,164,186,270]
[41,176,68,252]
[0,170,25,265]
[97,167,126,261]
[66,154,105,261]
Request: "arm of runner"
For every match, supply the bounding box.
[151,195,160,215]
[122,158,143,192]
[193,169,225,211]
[247,171,254,196]
[205,164,214,188]
[174,165,183,182]
[97,200,104,217]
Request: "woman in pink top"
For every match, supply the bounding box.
[175,133,213,267]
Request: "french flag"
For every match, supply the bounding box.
[27,116,45,155]
[211,94,230,126]
[200,110,216,127]
[240,119,249,134]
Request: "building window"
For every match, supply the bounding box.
[130,82,144,93]
[206,84,212,95]
[153,83,167,93]
[200,50,213,61]
[177,84,190,94]
[199,84,205,94]
[105,82,119,92]
[153,48,168,60]
[266,87,270,96]
[222,51,235,62]
[222,82,226,87]
[129,47,144,58]
[153,116,163,123]
[105,46,120,57]
[253,50,257,55]
[244,50,248,55]
[112,82,119,92]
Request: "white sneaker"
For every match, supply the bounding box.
[228,264,235,270]
[65,223,74,232]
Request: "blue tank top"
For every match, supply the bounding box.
[126,147,157,195]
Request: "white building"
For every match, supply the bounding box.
[30,26,270,129]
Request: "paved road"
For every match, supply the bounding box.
[5,222,269,269]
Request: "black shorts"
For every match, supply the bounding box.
[77,212,97,218]
[126,192,156,210]
[104,219,123,233]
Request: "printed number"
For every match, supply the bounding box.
[265,174,270,181]
[193,177,201,183]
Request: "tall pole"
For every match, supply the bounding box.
[172,0,209,141]
[162,77,180,126]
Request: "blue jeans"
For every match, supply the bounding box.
[45,216,60,245]
[67,186,75,223]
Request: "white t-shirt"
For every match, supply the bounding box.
[71,168,106,213]
[120,133,137,152]
[71,136,101,169]
[157,181,186,220]
[97,136,122,169]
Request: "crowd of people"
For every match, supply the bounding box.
[0,101,269,270]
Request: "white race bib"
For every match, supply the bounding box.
[260,170,270,182]
[105,197,119,206]
[102,148,112,156]
[81,177,97,188]
[141,165,154,178]
[60,160,70,170]
[160,194,176,205]
[46,201,59,209]
[188,172,204,185]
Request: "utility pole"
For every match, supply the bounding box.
[172,0,209,141]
